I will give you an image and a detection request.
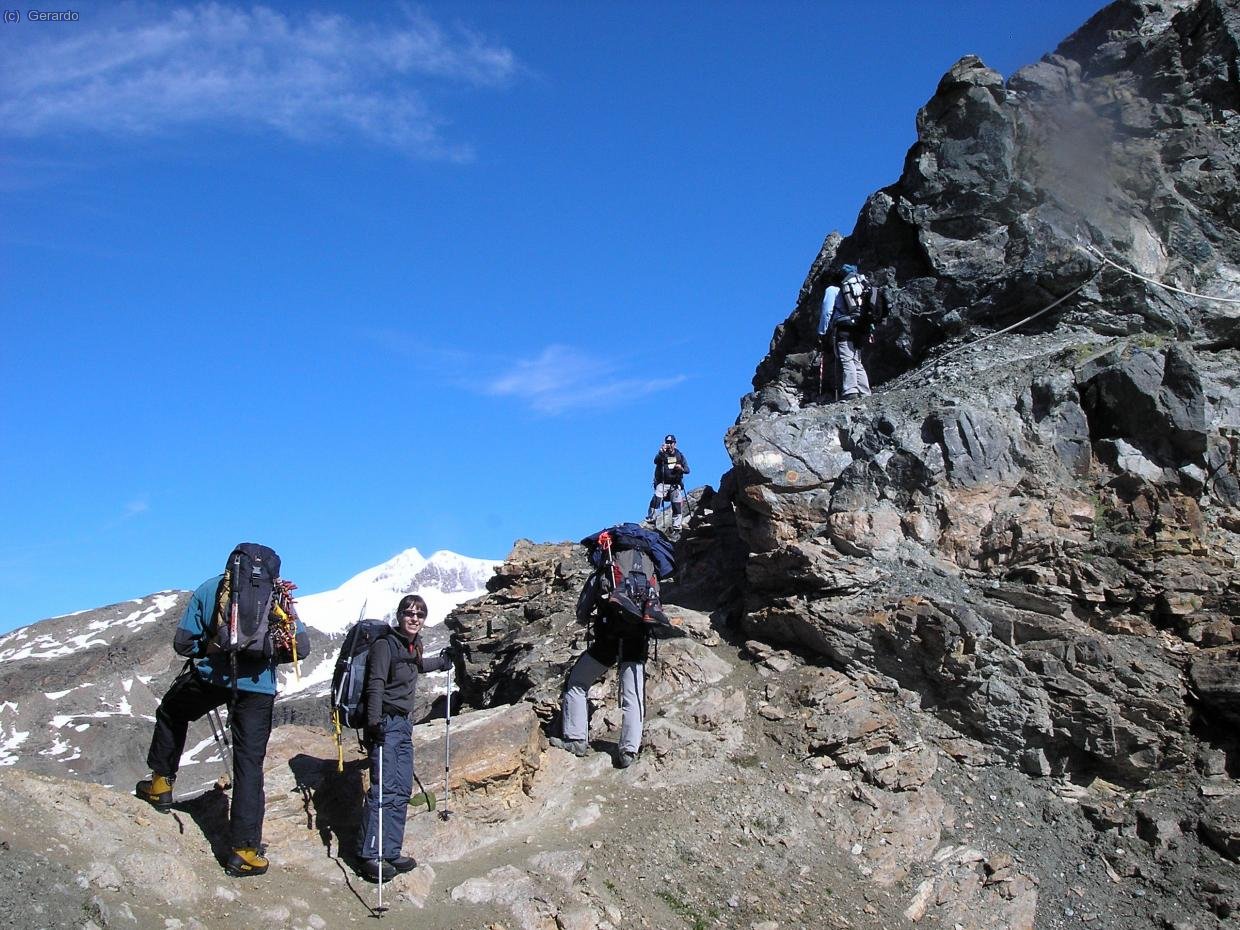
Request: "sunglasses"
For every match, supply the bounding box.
[399,609,427,619]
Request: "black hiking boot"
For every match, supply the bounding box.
[389,855,417,873]
[225,847,269,877]
[616,750,637,769]
[359,858,398,883]
[135,774,175,811]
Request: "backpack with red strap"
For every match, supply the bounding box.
[576,524,680,638]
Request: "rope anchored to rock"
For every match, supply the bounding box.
[1084,244,1240,305]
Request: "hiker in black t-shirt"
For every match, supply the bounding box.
[644,434,690,530]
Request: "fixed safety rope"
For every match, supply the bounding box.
[1084,244,1240,305]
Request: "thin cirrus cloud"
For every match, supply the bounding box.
[485,345,688,416]
[0,3,519,160]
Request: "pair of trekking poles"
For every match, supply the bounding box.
[373,660,454,917]
[817,330,841,402]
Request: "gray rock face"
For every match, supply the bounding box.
[720,0,1240,791]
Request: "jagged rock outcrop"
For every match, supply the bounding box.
[719,0,1240,795]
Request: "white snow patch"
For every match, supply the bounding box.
[295,548,497,637]
[40,736,71,757]
[44,689,75,700]
[122,679,134,693]
[0,727,30,765]
[180,736,221,766]
[0,593,181,663]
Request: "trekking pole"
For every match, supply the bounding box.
[832,330,840,402]
[441,662,453,821]
[438,664,453,823]
[206,706,234,787]
[376,743,386,916]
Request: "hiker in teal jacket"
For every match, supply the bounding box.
[136,550,310,878]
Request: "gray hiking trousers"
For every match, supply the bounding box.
[836,333,871,397]
[561,651,646,755]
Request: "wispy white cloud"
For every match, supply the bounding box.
[0,3,518,160]
[364,332,688,415]
[121,499,150,519]
[484,344,687,415]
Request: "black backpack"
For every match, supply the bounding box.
[207,543,281,659]
[834,273,884,330]
[577,525,680,638]
[329,619,394,731]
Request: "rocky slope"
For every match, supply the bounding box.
[721,0,1240,788]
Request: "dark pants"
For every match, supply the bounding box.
[146,665,274,849]
[357,714,413,861]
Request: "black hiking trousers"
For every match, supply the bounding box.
[146,665,274,849]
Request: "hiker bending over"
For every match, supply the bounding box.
[356,593,454,883]
[644,434,690,530]
[136,543,310,878]
[819,263,880,400]
[550,525,678,769]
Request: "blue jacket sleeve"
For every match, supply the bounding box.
[818,286,840,336]
[173,576,219,657]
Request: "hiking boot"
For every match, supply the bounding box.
[359,858,398,883]
[642,515,655,526]
[548,736,590,757]
[135,774,175,811]
[225,847,269,877]
[616,751,638,769]
[389,855,417,873]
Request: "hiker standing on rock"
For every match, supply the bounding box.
[136,543,310,878]
[355,593,454,883]
[818,264,880,400]
[550,525,678,769]
[644,434,690,530]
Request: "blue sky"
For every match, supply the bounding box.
[0,0,1098,631]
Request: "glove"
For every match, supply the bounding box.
[440,646,458,663]
[364,723,384,748]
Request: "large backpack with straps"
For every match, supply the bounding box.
[329,619,394,731]
[833,273,884,330]
[206,543,282,659]
[577,524,681,638]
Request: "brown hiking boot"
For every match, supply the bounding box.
[225,847,269,877]
[135,774,175,811]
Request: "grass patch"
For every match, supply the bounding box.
[656,890,718,930]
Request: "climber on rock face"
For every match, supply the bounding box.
[818,264,883,401]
